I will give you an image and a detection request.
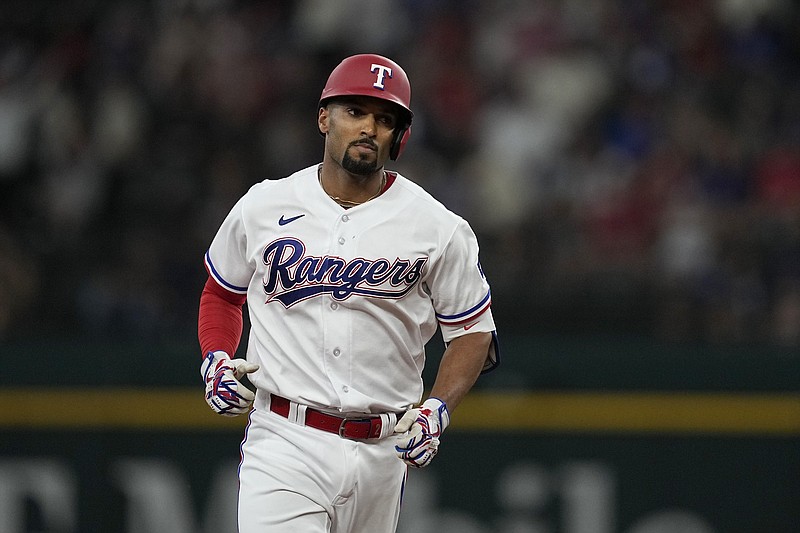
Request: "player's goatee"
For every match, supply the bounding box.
[342,151,378,175]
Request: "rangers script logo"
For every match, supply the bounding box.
[262,238,427,307]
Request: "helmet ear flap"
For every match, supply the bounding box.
[390,125,411,160]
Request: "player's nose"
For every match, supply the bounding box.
[359,114,378,137]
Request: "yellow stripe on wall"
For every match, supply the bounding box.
[454,392,800,435]
[1,389,246,431]
[1,389,799,435]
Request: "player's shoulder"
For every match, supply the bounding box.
[391,172,467,224]
[238,164,316,205]
[247,164,315,193]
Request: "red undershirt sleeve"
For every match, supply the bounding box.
[198,276,247,358]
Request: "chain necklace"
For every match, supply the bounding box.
[319,169,386,209]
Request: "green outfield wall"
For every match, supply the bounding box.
[1,334,797,532]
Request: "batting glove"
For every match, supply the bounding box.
[200,351,259,416]
[393,397,450,468]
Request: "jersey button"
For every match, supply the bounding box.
[341,214,350,222]
[338,237,346,245]
[342,385,349,393]
[330,302,338,310]
[333,348,341,357]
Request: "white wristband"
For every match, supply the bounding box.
[200,350,230,382]
[422,397,450,432]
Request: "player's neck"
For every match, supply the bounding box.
[318,164,386,208]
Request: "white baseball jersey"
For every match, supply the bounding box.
[205,163,497,415]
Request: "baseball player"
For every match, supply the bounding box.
[197,53,499,532]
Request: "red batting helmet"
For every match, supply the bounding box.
[319,54,413,160]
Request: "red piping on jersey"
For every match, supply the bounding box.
[383,171,397,193]
[437,299,492,326]
[198,276,246,357]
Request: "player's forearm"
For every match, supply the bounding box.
[198,277,246,356]
[428,331,492,411]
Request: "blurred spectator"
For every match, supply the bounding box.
[0,224,39,339]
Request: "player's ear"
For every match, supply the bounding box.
[318,107,330,135]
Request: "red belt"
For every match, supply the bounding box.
[269,394,384,440]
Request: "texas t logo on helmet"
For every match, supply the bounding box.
[370,63,392,90]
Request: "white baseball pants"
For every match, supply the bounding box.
[238,399,407,532]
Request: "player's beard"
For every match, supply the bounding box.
[342,146,379,176]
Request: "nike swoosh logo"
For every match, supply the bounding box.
[464,323,477,331]
[278,214,305,226]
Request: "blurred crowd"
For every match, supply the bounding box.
[1,0,798,346]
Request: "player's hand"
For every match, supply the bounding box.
[393,397,450,468]
[200,351,260,416]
